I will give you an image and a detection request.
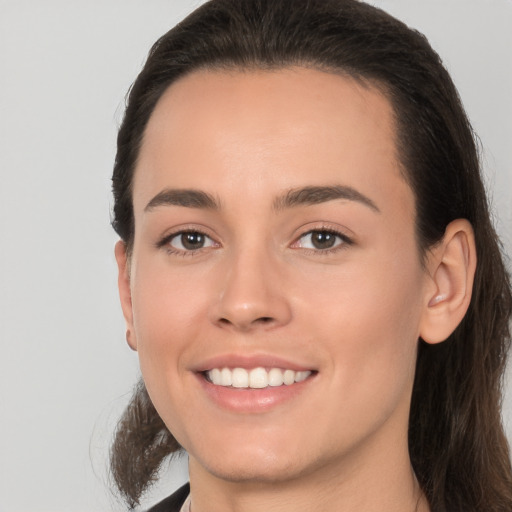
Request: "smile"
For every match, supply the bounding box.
[205,367,313,389]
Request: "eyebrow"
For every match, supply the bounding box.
[272,185,380,213]
[144,184,380,214]
[144,188,220,211]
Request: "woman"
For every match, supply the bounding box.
[110,0,512,511]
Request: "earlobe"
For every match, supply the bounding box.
[114,240,137,351]
[419,219,476,344]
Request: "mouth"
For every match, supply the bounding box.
[203,367,314,389]
[194,354,318,412]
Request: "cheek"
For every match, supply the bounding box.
[129,257,217,441]
[299,248,424,394]
[303,267,423,448]
[130,256,213,376]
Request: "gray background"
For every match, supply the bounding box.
[0,1,510,510]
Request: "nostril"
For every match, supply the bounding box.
[216,316,275,328]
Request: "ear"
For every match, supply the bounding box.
[419,219,477,344]
[114,240,137,351]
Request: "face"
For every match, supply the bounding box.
[119,68,433,485]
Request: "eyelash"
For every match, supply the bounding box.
[156,229,217,256]
[156,227,353,256]
[292,228,353,255]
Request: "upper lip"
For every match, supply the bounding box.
[192,353,316,373]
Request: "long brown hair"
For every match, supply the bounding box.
[110,1,512,510]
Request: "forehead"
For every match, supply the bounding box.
[133,67,412,218]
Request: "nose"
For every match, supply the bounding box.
[210,247,292,332]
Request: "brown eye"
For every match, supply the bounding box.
[168,231,215,251]
[181,232,205,250]
[296,230,350,251]
[309,231,337,249]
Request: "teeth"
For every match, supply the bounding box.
[232,368,249,388]
[220,367,232,386]
[206,367,312,389]
[283,369,295,385]
[249,367,268,388]
[268,368,284,386]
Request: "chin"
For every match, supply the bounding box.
[186,429,330,485]
[194,451,314,484]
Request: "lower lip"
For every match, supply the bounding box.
[195,373,316,413]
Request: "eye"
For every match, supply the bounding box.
[166,231,216,252]
[295,230,351,251]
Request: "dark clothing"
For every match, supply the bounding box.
[146,483,190,512]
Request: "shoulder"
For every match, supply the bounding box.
[146,483,190,512]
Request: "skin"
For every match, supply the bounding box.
[116,68,476,512]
